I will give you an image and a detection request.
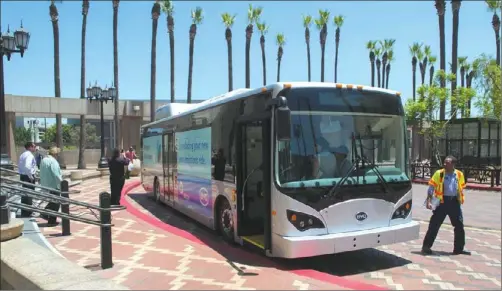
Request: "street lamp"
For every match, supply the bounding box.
[0,22,30,159]
[86,81,116,169]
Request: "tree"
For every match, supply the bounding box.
[428,55,438,86]
[473,55,501,118]
[435,0,447,120]
[112,0,120,149]
[315,9,330,82]
[245,4,262,88]
[419,45,432,86]
[221,13,236,92]
[150,0,161,122]
[161,0,175,102]
[49,0,66,168]
[187,7,203,104]
[409,42,422,101]
[303,15,313,82]
[276,33,285,82]
[381,39,396,89]
[450,0,462,119]
[78,0,89,170]
[366,40,377,87]
[374,45,382,88]
[42,124,98,146]
[385,49,394,89]
[257,22,269,86]
[486,0,501,66]
[14,127,33,146]
[333,15,344,83]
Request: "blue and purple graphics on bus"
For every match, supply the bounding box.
[176,127,213,218]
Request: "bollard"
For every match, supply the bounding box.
[0,194,10,225]
[99,191,113,269]
[60,180,71,236]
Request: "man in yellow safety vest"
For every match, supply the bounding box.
[421,155,471,256]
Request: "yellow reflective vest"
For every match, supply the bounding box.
[428,169,466,204]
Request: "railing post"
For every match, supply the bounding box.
[99,191,113,269]
[0,194,10,225]
[60,180,71,236]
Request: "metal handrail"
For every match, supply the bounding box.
[1,176,81,195]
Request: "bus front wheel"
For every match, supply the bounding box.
[217,198,234,243]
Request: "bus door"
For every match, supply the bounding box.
[162,132,176,206]
[161,133,170,204]
[236,114,272,254]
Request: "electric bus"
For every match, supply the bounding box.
[140,82,420,259]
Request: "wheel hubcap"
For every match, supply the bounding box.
[221,209,233,234]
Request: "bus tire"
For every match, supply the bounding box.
[153,178,160,203]
[217,198,234,243]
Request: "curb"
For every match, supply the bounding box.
[120,181,387,291]
[412,179,501,192]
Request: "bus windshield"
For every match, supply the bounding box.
[275,87,409,189]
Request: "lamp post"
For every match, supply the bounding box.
[86,81,116,169]
[0,22,30,159]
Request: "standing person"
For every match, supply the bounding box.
[422,155,470,256]
[35,146,43,169]
[18,142,37,217]
[108,148,130,205]
[39,146,63,226]
[125,146,137,161]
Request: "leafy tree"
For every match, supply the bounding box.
[42,123,98,146]
[472,54,501,119]
[14,127,33,146]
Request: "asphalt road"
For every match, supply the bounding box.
[411,184,501,230]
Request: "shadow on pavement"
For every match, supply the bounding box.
[128,192,412,277]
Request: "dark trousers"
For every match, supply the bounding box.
[110,177,125,205]
[422,196,465,252]
[20,175,35,217]
[43,191,60,224]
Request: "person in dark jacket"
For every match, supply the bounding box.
[108,148,130,205]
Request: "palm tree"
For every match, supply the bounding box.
[366,40,377,87]
[222,13,236,92]
[245,4,262,88]
[303,15,313,82]
[435,0,447,119]
[49,0,66,168]
[187,7,203,104]
[375,46,382,88]
[385,49,394,89]
[77,0,89,170]
[457,56,468,87]
[381,39,395,88]
[161,0,175,102]
[150,0,161,122]
[257,22,269,86]
[487,0,501,66]
[315,10,330,82]
[428,55,437,86]
[276,33,285,82]
[333,15,344,83]
[112,0,120,149]
[466,60,479,113]
[420,45,431,85]
[410,42,422,101]
[450,0,462,119]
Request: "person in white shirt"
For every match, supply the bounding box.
[18,142,37,217]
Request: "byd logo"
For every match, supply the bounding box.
[355,212,368,221]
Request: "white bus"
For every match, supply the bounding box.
[141,82,420,259]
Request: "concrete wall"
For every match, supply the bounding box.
[14,147,104,166]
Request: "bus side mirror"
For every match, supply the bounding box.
[276,106,291,141]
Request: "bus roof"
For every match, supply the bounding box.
[142,82,401,129]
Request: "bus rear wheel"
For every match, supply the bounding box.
[217,199,234,243]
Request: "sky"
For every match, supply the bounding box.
[1,1,498,115]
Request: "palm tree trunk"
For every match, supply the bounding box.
[376,61,381,88]
[306,28,311,82]
[334,38,339,82]
[113,1,120,150]
[77,8,88,170]
[52,18,66,168]
[245,25,252,88]
[226,34,233,92]
[450,1,460,119]
[385,64,391,89]
[420,64,426,85]
[370,61,375,87]
[429,66,435,86]
[260,36,266,86]
[412,65,417,101]
[150,15,158,122]
[321,45,325,82]
[439,9,446,120]
[277,58,281,82]
[169,24,175,102]
[495,29,501,66]
[187,34,195,103]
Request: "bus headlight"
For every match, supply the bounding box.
[286,210,325,232]
[392,200,412,219]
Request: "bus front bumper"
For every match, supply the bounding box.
[272,220,420,259]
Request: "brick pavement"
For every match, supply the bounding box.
[35,178,501,290]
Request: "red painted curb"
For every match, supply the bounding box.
[120,181,387,291]
[412,179,501,191]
